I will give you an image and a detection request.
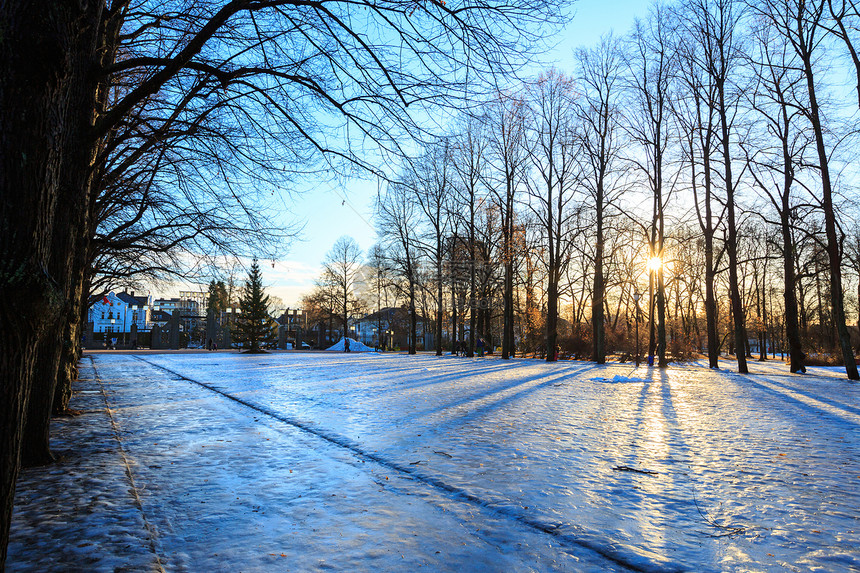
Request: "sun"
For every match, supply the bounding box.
[647,256,663,273]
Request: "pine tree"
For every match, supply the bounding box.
[234,260,277,353]
[207,280,229,314]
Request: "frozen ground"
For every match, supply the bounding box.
[8,353,860,572]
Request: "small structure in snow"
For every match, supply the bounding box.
[326,337,375,352]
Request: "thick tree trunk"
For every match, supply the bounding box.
[54,267,87,414]
[0,1,100,561]
[22,336,63,467]
[24,146,95,466]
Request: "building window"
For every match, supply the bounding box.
[101,311,105,319]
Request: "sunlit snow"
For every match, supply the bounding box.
[8,352,860,572]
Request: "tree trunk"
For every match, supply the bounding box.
[502,202,514,359]
[648,269,656,360]
[451,265,458,352]
[700,127,720,368]
[803,52,859,379]
[55,268,89,414]
[718,80,748,374]
[24,146,95,466]
[409,280,417,355]
[0,1,100,561]
[592,195,605,364]
[546,268,559,362]
[780,206,805,372]
[705,247,719,367]
[657,266,668,367]
[436,258,443,356]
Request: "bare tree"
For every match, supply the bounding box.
[450,116,490,356]
[574,36,627,363]
[678,0,751,372]
[411,144,453,356]
[377,182,423,354]
[484,92,530,358]
[522,69,579,361]
[755,0,859,378]
[673,4,725,368]
[625,5,677,368]
[743,18,814,372]
[322,237,364,339]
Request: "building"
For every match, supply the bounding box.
[353,307,430,350]
[276,308,308,348]
[153,293,206,340]
[88,291,153,341]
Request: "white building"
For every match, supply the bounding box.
[88,291,153,336]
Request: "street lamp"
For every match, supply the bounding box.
[632,291,641,368]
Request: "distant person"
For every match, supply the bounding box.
[476,337,484,358]
[345,337,351,353]
[111,337,117,350]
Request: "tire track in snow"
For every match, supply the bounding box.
[132,355,685,573]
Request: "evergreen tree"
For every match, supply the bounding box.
[207,280,230,314]
[234,260,276,353]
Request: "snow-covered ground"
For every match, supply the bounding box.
[8,352,860,572]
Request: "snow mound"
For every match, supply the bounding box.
[591,375,648,384]
[326,337,375,352]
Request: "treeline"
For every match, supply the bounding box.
[370,0,860,378]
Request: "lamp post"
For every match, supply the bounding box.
[632,291,641,368]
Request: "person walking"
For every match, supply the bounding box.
[476,336,484,358]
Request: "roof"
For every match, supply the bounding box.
[116,292,148,307]
[150,310,173,322]
[358,307,428,323]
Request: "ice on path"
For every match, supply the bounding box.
[9,353,860,572]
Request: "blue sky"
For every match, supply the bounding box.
[258,0,651,306]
